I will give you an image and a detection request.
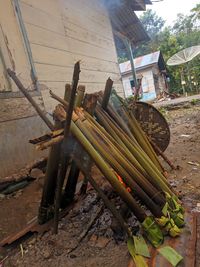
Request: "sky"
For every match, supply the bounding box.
[136,0,200,26]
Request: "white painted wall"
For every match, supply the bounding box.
[19,0,124,111]
[122,68,157,101]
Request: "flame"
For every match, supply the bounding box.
[115,172,131,193]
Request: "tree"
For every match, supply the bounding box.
[133,10,165,57]
[140,9,165,39]
[191,4,200,23]
[134,7,200,93]
[116,5,200,94]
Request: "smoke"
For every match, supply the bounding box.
[101,0,123,11]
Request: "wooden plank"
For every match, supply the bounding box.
[31,44,120,74]
[20,0,61,18]
[21,0,110,28]
[61,0,111,29]
[25,24,117,61]
[20,2,65,35]
[20,0,113,38]
[61,21,115,50]
[35,63,121,84]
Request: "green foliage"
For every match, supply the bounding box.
[117,4,200,94]
[140,9,165,39]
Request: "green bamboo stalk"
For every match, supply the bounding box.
[95,107,173,195]
[76,118,163,217]
[83,115,165,206]
[49,91,171,195]
[94,107,145,174]
[85,111,148,176]
[127,109,163,172]
[70,121,146,223]
[110,91,160,169]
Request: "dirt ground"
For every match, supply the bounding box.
[0,103,200,267]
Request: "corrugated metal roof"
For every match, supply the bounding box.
[104,0,151,45]
[119,51,161,73]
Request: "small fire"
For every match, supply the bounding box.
[115,173,131,193]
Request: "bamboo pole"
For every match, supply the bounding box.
[54,61,80,234]
[75,158,132,236]
[74,85,85,108]
[48,91,172,195]
[83,115,165,206]
[70,121,146,223]
[75,117,163,217]
[94,107,145,174]
[128,110,163,172]
[79,93,98,195]
[149,139,177,170]
[7,68,54,130]
[101,78,113,110]
[63,85,86,202]
[95,107,173,195]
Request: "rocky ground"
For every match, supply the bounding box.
[0,102,200,267]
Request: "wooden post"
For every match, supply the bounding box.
[64,83,71,101]
[82,93,98,116]
[75,85,85,107]
[38,120,62,224]
[62,85,85,205]
[101,78,113,110]
[38,85,72,224]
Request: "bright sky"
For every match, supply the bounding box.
[136,0,199,26]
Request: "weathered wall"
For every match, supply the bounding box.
[0,115,48,177]
[152,66,167,94]
[0,93,49,178]
[0,0,33,91]
[122,67,156,100]
[19,0,124,112]
[0,0,124,177]
[0,0,48,178]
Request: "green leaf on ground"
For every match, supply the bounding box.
[133,236,150,258]
[158,246,183,266]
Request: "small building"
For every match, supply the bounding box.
[119,51,168,100]
[0,0,150,177]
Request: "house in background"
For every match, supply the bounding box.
[0,0,150,177]
[119,51,168,100]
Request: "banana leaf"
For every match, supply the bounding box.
[127,237,148,267]
[142,216,164,247]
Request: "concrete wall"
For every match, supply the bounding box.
[0,0,124,178]
[0,115,48,177]
[0,93,49,178]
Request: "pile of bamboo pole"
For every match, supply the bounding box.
[7,62,185,252]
